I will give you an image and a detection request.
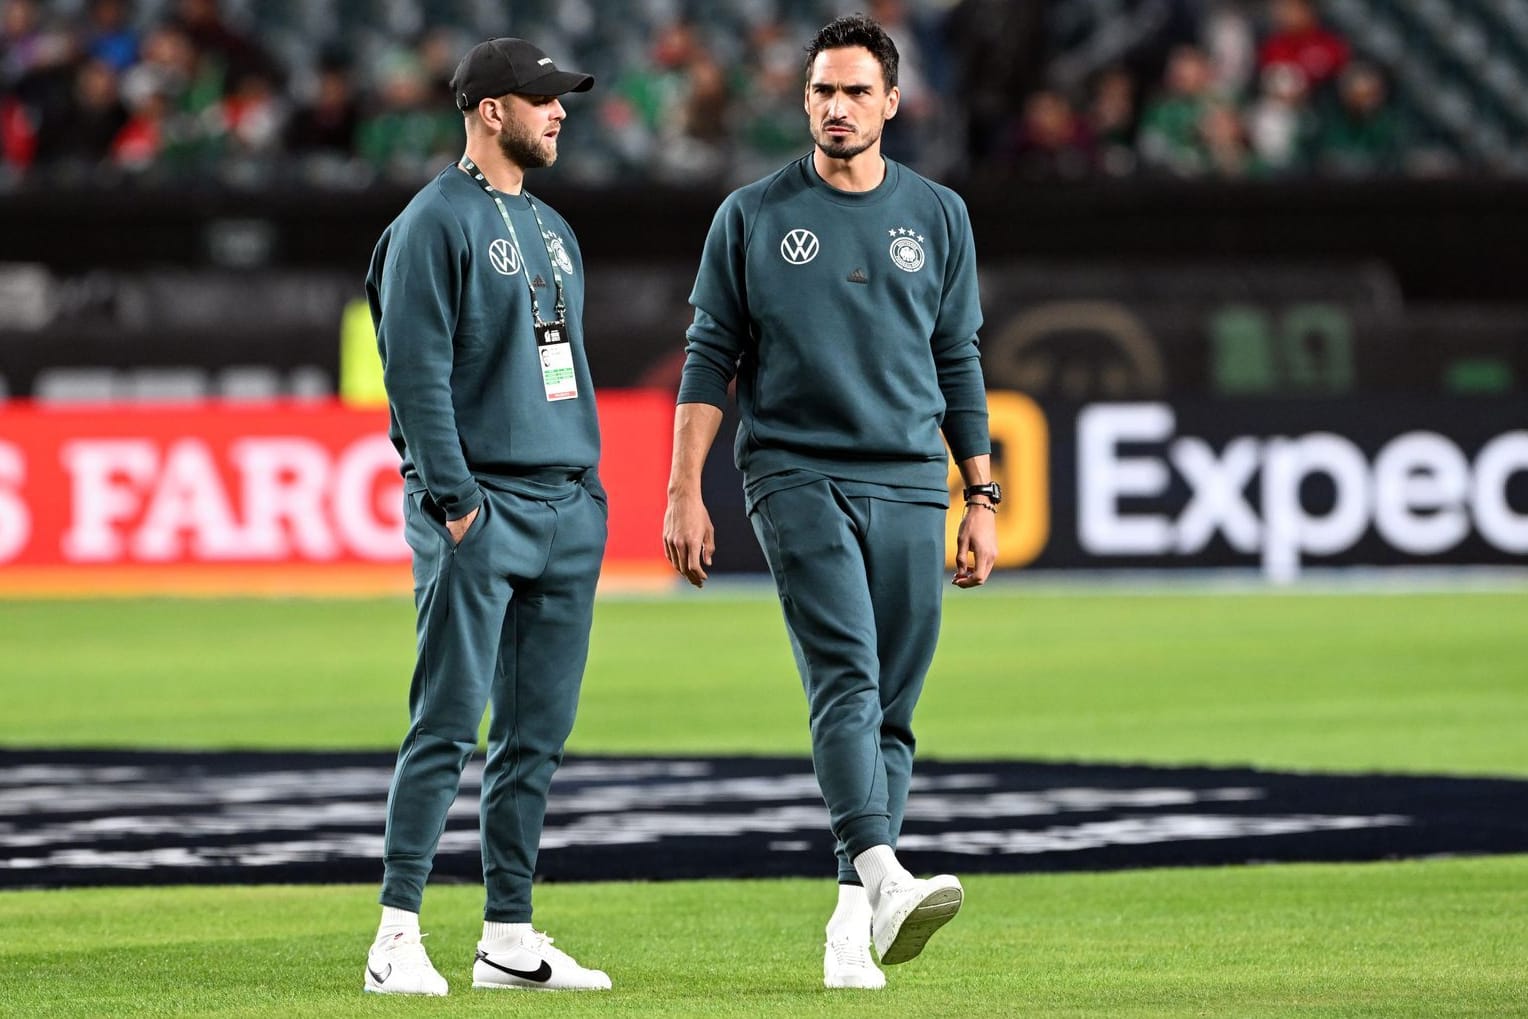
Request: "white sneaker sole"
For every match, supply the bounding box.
[824,971,886,990]
[472,969,611,992]
[875,880,963,965]
[363,979,447,996]
[472,980,610,992]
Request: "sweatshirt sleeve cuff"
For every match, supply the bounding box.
[436,481,485,520]
[675,375,731,409]
[942,412,991,464]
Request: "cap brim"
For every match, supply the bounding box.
[516,69,594,96]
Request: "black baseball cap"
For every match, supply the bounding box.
[450,38,594,110]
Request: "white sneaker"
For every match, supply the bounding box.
[824,935,886,989]
[363,931,449,996]
[872,874,963,965]
[472,930,612,991]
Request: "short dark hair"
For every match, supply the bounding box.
[804,14,899,91]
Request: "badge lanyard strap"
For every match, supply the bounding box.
[459,157,566,325]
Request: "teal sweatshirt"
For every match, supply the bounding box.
[367,165,602,519]
[678,155,988,507]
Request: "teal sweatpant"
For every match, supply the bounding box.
[379,482,606,922]
[749,478,945,884]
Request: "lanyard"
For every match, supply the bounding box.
[459,157,566,325]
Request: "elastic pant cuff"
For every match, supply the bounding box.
[379,889,424,914]
[838,815,892,862]
[484,909,533,924]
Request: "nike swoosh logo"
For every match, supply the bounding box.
[476,949,553,983]
[367,962,392,984]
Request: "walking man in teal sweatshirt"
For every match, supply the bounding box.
[663,14,999,991]
[363,37,611,995]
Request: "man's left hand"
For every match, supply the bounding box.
[952,502,998,588]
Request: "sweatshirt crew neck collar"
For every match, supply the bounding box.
[802,153,899,206]
[446,163,532,208]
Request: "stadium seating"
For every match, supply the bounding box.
[1323,0,1528,172]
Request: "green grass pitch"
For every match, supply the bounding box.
[2,587,1525,1017]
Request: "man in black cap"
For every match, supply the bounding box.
[362,38,610,995]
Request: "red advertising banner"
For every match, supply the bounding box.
[0,392,675,595]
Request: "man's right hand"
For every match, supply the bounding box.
[446,505,480,545]
[664,491,715,588]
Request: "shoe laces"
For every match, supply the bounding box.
[827,936,876,968]
[379,931,435,968]
[519,929,579,968]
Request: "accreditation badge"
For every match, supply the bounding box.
[536,319,578,401]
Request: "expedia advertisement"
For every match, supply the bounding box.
[703,395,1528,576]
[995,396,1528,574]
[1,394,1521,585]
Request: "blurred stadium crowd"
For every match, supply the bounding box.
[1,0,1525,190]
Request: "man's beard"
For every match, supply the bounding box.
[812,121,879,160]
[498,118,556,169]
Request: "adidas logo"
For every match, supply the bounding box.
[531,274,547,288]
[846,267,868,284]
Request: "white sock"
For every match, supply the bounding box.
[482,921,533,947]
[852,845,914,906]
[376,906,419,943]
[825,883,873,942]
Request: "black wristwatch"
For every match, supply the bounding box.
[963,482,1002,506]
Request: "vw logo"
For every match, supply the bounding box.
[489,238,521,276]
[780,229,819,265]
